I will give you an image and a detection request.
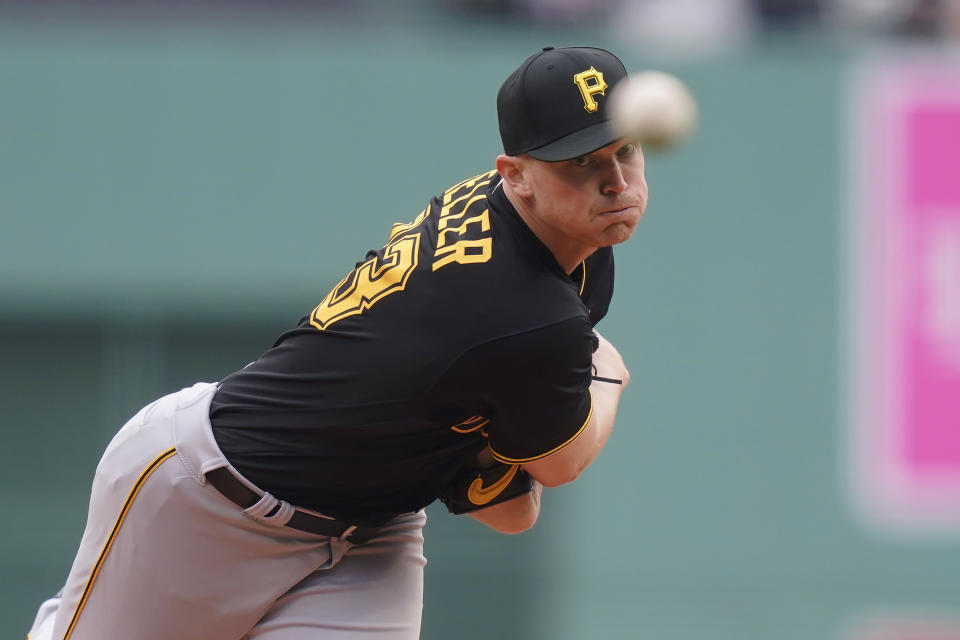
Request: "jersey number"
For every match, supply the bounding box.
[309,234,421,330]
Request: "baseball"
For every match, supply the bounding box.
[609,71,698,151]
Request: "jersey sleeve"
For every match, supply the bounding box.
[572,247,615,326]
[430,316,596,463]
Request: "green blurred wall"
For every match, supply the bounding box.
[2,18,957,640]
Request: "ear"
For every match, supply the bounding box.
[496,154,533,198]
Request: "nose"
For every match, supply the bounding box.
[602,160,628,196]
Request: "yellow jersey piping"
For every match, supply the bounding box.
[62,447,178,639]
[488,390,594,464]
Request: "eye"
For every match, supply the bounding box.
[570,155,590,167]
[616,143,637,157]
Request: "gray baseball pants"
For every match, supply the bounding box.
[27,382,427,639]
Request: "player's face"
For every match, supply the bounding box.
[525,140,647,256]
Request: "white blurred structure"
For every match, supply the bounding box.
[515,0,617,23]
[610,0,756,59]
[825,0,958,38]
[827,0,923,31]
[949,0,960,35]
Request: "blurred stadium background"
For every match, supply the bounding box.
[2,0,959,638]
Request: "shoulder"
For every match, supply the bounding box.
[437,315,596,391]
[411,170,586,317]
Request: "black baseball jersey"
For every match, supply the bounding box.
[210,170,615,524]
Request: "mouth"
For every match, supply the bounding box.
[597,205,637,217]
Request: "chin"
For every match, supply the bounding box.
[600,222,637,246]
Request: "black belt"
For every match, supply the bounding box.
[205,467,379,544]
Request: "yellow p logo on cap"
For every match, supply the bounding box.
[573,67,608,113]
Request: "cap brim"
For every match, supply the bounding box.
[525,120,621,162]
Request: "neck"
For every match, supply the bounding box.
[503,182,592,274]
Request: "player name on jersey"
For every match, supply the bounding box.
[310,170,497,331]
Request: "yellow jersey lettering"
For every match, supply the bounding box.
[432,171,495,271]
[310,234,421,330]
[442,170,497,205]
[573,67,607,113]
[432,238,492,271]
[437,210,490,249]
[308,171,500,329]
[388,207,429,243]
[439,191,489,230]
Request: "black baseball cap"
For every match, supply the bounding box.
[497,46,628,162]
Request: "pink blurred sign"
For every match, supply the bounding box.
[847,613,960,640]
[850,60,960,533]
